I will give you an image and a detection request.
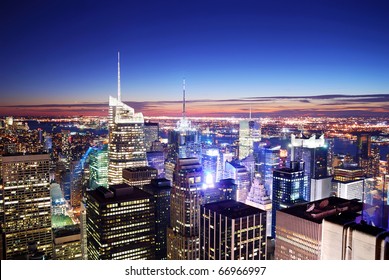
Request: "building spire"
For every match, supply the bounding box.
[249,105,252,119]
[182,79,186,119]
[118,51,121,102]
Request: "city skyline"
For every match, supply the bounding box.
[1,0,389,117]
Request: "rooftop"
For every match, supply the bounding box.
[279,197,363,224]
[204,200,265,219]
[88,184,153,204]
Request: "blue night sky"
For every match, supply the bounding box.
[1,0,389,116]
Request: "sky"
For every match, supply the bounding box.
[1,0,389,117]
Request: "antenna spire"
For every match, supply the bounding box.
[118,51,121,102]
[182,79,186,119]
[249,105,252,119]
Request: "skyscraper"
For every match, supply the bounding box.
[1,153,52,259]
[87,184,155,260]
[200,200,267,260]
[146,151,165,178]
[122,166,158,188]
[167,158,203,260]
[238,113,261,160]
[144,122,159,152]
[108,52,147,185]
[168,80,201,161]
[143,178,171,260]
[271,161,308,237]
[275,197,363,260]
[89,144,108,190]
[224,161,251,203]
[290,133,329,200]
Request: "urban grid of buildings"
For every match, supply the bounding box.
[0,53,388,260]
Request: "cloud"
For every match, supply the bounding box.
[1,94,388,117]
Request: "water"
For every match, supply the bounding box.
[27,120,107,135]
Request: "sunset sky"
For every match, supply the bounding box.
[1,0,389,117]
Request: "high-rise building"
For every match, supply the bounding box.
[167,158,203,260]
[168,80,201,161]
[201,149,220,184]
[146,151,165,178]
[144,122,159,152]
[80,201,88,260]
[271,161,308,237]
[53,226,82,260]
[225,161,251,203]
[87,184,155,260]
[335,179,364,201]
[70,160,82,209]
[200,200,267,260]
[246,177,272,236]
[290,133,329,192]
[143,178,171,260]
[275,197,363,260]
[108,53,147,185]
[122,166,158,188]
[322,213,389,260]
[1,153,52,259]
[257,144,280,198]
[238,117,261,160]
[334,166,364,182]
[89,144,108,190]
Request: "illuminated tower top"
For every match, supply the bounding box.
[176,79,195,132]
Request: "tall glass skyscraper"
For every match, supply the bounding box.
[239,118,261,160]
[89,144,109,190]
[271,161,308,237]
[108,53,147,185]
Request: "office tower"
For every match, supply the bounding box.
[224,161,250,203]
[60,169,71,200]
[335,179,364,200]
[168,80,201,161]
[167,158,203,260]
[238,115,261,160]
[275,197,363,260]
[144,122,159,152]
[87,184,155,260]
[217,178,237,201]
[143,178,171,260]
[290,133,329,200]
[53,226,82,260]
[70,160,82,209]
[200,200,267,260]
[334,165,364,182]
[108,53,147,185]
[310,177,332,201]
[322,213,388,260]
[1,153,52,259]
[61,130,72,168]
[279,149,288,168]
[164,161,175,182]
[326,138,335,175]
[80,201,88,260]
[146,151,165,178]
[357,133,371,161]
[202,149,220,184]
[122,166,158,188]
[221,152,234,179]
[257,144,280,198]
[246,177,272,236]
[89,144,108,190]
[357,133,380,177]
[271,161,308,237]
